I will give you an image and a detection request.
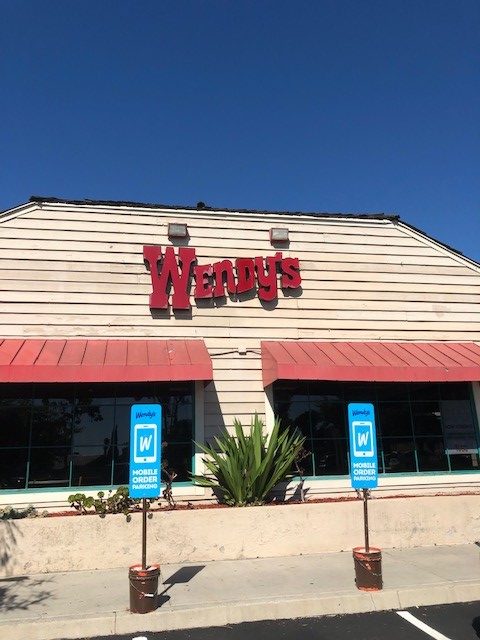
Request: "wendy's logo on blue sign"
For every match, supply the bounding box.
[352,421,374,457]
[133,424,157,464]
[348,403,378,490]
[135,408,158,420]
[129,404,162,499]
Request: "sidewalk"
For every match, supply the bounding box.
[1,544,480,640]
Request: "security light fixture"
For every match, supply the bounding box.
[168,222,188,238]
[269,227,289,243]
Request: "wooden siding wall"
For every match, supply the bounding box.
[1,203,480,440]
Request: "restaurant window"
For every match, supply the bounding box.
[273,381,479,477]
[0,382,194,490]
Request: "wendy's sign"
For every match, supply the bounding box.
[143,246,301,310]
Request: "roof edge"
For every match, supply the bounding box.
[25,195,399,222]
[1,195,478,267]
[0,201,40,223]
[398,220,480,270]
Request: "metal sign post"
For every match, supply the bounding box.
[348,403,378,550]
[362,489,370,552]
[129,404,162,570]
[348,402,382,590]
[142,498,147,569]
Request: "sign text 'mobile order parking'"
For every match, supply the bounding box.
[129,404,162,499]
[348,402,378,490]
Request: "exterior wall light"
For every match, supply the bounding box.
[269,227,289,243]
[168,222,188,238]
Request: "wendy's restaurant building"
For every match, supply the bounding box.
[1,195,480,511]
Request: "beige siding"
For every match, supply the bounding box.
[1,202,480,438]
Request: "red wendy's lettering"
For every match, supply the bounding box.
[193,263,214,299]
[235,258,255,294]
[143,246,196,309]
[255,253,283,302]
[213,260,236,297]
[143,246,301,310]
[280,257,301,289]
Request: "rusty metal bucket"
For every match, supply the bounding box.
[353,547,382,591]
[129,564,160,613]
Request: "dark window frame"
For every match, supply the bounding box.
[273,381,480,478]
[0,381,195,491]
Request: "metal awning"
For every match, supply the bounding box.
[261,340,480,387]
[0,339,213,383]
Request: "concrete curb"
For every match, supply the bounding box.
[2,581,480,640]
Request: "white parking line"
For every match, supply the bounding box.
[397,611,452,640]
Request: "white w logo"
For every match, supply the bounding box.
[357,431,369,447]
[139,435,152,452]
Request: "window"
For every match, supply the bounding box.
[273,381,479,477]
[0,382,194,490]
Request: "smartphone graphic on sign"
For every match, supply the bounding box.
[133,424,157,463]
[352,421,374,457]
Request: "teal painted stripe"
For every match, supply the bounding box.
[0,481,193,495]
[289,469,480,481]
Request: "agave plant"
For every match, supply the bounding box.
[191,414,305,506]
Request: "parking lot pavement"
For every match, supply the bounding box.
[87,601,480,640]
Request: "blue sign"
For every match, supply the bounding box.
[129,404,162,499]
[348,403,378,489]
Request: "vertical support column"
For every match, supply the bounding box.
[264,383,275,437]
[193,380,206,478]
[472,382,480,435]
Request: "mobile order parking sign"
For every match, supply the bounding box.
[348,403,378,489]
[129,404,162,499]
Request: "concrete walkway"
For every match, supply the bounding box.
[1,544,480,640]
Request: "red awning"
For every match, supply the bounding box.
[0,339,212,383]
[261,341,480,387]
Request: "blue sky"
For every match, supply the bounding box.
[1,1,479,260]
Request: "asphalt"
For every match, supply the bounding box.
[88,602,480,640]
[1,544,480,640]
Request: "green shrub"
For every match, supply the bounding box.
[68,493,95,514]
[0,505,47,519]
[191,414,305,506]
[68,487,148,518]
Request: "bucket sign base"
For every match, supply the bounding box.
[129,564,161,614]
[352,547,383,591]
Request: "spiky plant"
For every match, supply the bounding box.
[191,414,305,506]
